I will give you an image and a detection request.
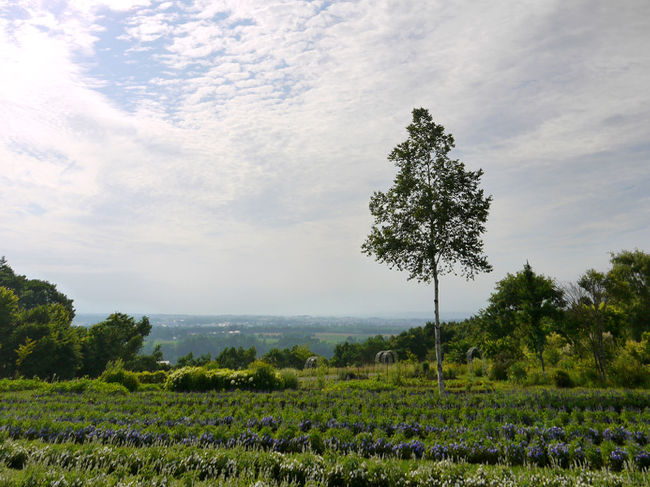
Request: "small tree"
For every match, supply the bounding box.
[80,313,152,377]
[608,249,650,340]
[481,263,565,373]
[362,108,492,393]
[563,269,624,383]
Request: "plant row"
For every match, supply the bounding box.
[2,421,649,471]
[0,440,647,486]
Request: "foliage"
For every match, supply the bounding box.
[507,362,527,384]
[0,377,129,394]
[129,344,167,372]
[362,108,492,393]
[551,369,573,388]
[480,263,564,372]
[563,270,624,382]
[1,385,650,484]
[164,363,288,392]
[79,313,152,377]
[0,442,645,486]
[134,370,168,384]
[216,345,257,370]
[609,249,650,340]
[49,378,129,395]
[0,289,81,380]
[1,260,157,380]
[14,337,36,370]
[0,286,19,343]
[278,369,299,389]
[609,334,650,388]
[248,360,282,390]
[100,360,140,392]
[0,256,74,318]
[262,344,314,369]
[0,378,46,392]
[175,351,211,367]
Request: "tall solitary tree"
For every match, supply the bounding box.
[362,108,492,393]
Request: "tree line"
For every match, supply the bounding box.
[0,257,327,378]
[0,257,158,379]
[174,344,315,371]
[3,247,648,386]
[332,249,650,387]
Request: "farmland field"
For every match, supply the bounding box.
[0,382,649,486]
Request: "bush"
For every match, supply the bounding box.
[100,361,140,392]
[135,370,168,384]
[442,363,458,380]
[0,378,47,392]
[552,369,573,388]
[279,369,299,389]
[165,363,286,392]
[507,362,527,383]
[489,360,510,381]
[249,361,283,390]
[610,341,650,388]
[469,359,487,377]
[525,369,551,386]
[165,366,207,392]
[50,378,128,394]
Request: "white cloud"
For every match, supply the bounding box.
[1,0,649,315]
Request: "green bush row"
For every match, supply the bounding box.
[135,370,168,384]
[164,362,297,392]
[0,377,128,394]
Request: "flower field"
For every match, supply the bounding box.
[0,385,649,486]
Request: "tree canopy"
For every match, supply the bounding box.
[0,256,74,319]
[480,262,565,372]
[0,258,157,379]
[609,249,650,340]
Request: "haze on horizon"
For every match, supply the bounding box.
[1,1,649,318]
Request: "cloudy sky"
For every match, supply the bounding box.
[1,0,649,317]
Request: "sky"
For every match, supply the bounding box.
[1,0,649,318]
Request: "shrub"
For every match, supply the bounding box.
[50,378,128,394]
[442,363,458,380]
[165,363,286,392]
[100,361,140,392]
[249,361,283,390]
[507,362,527,383]
[609,341,650,388]
[0,378,47,392]
[279,369,299,389]
[135,370,168,384]
[525,369,551,386]
[489,360,510,381]
[469,359,487,377]
[552,369,573,388]
[165,366,206,392]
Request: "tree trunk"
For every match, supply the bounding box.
[593,339,607,383]
[433,271,446,394]
[538,349,546,374]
